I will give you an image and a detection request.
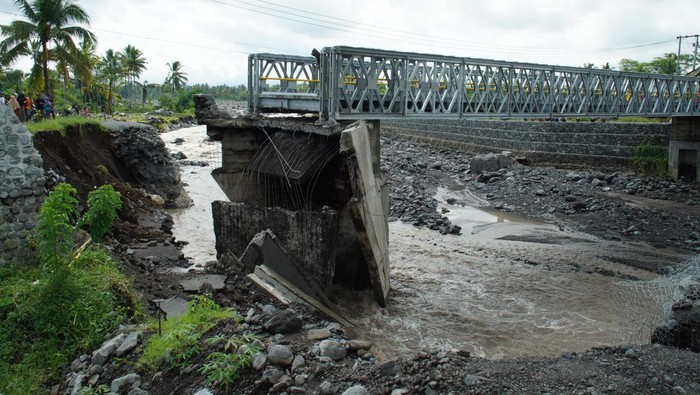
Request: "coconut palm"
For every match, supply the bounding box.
[99,49,124,115]
[74,38,99,102]
[121,44,147,99]
[164,60,188,94]
[0,0,96,97]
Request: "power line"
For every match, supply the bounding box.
[218,0,675,55]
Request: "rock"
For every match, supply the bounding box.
[319,339,347,361]
[464,374,481,386]
[115,331,141,357]
[291,355,306,372]
[342,385,369,395]
[70,374,85,395]
[319,380,335,395]
[380,360,401,376]
[192,389,214,395]
[308,328,332,340]
[263,309,303,334]
[110,373,140,393]
[127,388,148,395]
[252,352,267,371]
[92,333,125,366]
[262,368,285,384]
[267,344,294,366]
[346,339,373,351]
[535,189,547,196]
[470,152,512,173]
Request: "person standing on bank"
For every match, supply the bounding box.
[8,95,22,120]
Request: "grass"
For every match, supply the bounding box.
[0,249,140,394]
[136,296,238,372]
[633,136,669,176]
[25,116,106,134]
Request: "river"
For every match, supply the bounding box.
[165,125,684,360]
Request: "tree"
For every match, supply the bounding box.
[121,44,147,99]
[164,60,188,94]
[0,0,96,97]
[619,58,650,73]
[99,49,123,115]
[73,37,99,103]
[620,53,694,75]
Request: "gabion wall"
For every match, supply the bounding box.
[0,105,46,264]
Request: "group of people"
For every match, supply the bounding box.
[1,90,55,122]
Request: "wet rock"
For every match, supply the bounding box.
[263,309,303,334]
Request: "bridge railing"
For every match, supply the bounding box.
[248,46,700,121]
[247,53,320,113]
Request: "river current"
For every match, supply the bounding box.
[166,125,685,360]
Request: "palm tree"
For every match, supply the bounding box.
[164,60,188,94]
[99,49,124,115]
[0,0,96,97]
[121,44,147,99]
[74,38,98,103]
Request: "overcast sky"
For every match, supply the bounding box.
[1,0,699,86]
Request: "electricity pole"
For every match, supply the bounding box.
[677,34,700,75]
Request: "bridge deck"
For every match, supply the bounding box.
[248,46,700,122]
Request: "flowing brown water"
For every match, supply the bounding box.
[167,126,686,359]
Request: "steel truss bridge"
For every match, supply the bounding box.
[247,46,700,122]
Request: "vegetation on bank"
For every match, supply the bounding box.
[24,115,105,133]
[0,177,260,393]
[633,136,670,176]
[0,183,139,394]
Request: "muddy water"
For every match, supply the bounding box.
[165,126,686,359]
[164,126,226,271]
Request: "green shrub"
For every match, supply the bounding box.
[633,136,669,176]
[32,183,80,270]
[78,185,123,241]
[33,183,121,270]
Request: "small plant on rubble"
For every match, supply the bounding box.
[199,333,260,387]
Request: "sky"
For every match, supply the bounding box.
[1,0,699,86]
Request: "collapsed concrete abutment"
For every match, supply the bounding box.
[195,95,390,306]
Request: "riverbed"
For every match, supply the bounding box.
[165,125,687,360]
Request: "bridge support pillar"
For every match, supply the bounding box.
[669,117,700,181]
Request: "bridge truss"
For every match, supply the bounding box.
[248,46,700,122]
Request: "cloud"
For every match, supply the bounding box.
[1,0,698,85]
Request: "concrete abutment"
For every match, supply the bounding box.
[670,117,700,181]
[195,95,391,306]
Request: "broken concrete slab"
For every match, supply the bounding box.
[180,274,227,292]
[340,122,391,307]
[248,265,355,328]
[212,202,338,292]
[240,230,330,305]
[152,296,189,319]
